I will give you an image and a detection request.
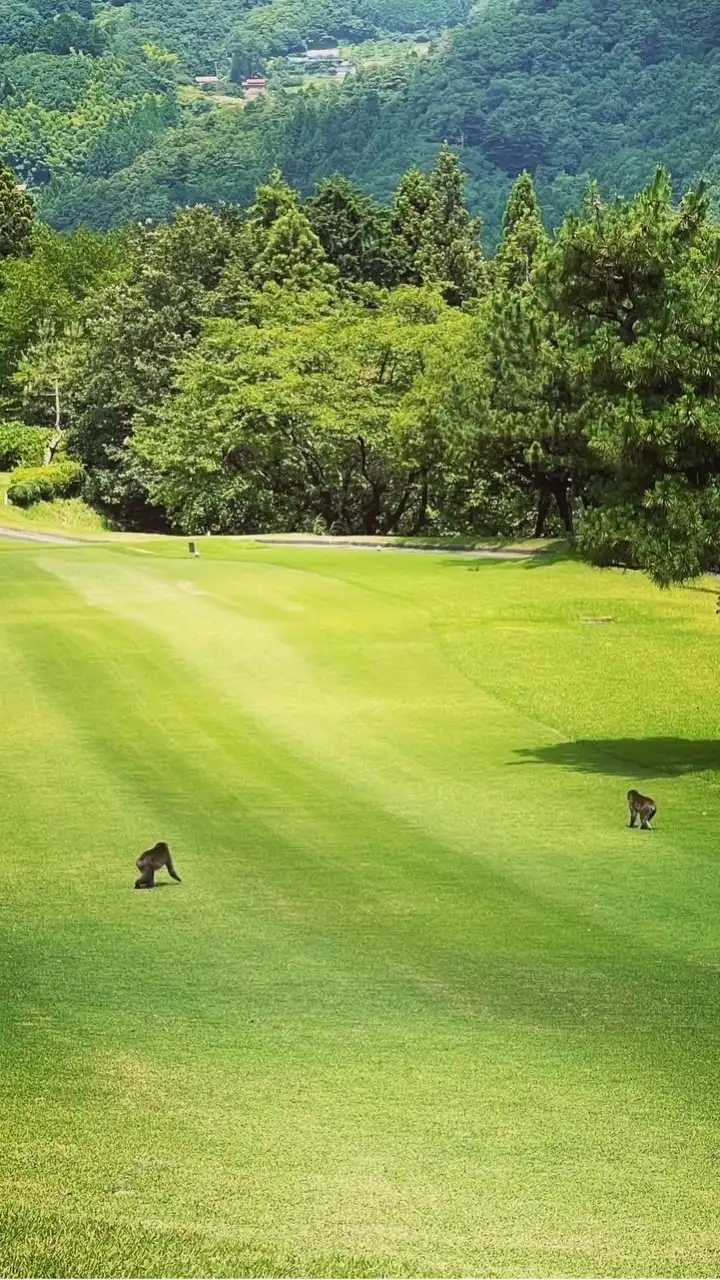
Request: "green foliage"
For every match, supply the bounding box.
[0,421,52,467]
[8,0,718,250]
[3,156,720,581]
[7,457,84,504]
[0,35,179,192]
[6,475,53,505]
[546,170,720,585]
[477,170,585,538]
[0,222,128,417]
[131,283,465,534]
[390,148,487,303]
[0,159,34,260]
[255,205,336,288]
[306,175,399,287]
[494,171,547,290]
[66,204,244,527]
[3,0,720,264]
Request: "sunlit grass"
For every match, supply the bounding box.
[1,539,719,1276]
[0,473,111,534]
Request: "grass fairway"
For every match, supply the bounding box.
[1,538,720,1277]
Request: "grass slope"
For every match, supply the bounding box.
[0,474,112,535]
[1,539,719,1277]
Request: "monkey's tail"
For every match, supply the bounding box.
[167,858,181,883]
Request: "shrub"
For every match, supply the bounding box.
[7,479,53,507]
[0,423,53,469]
[7,460,85,507]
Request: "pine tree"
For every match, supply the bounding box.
[254,207,336,289]
[494,172,548,290]
[249,168,299,230]
[391,150,488,304]
[483,174,582,537]
[305,176,398,287]
[554,169,720,584]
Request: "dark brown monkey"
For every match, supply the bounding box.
[135,842,181,888]
[627,789,657,830]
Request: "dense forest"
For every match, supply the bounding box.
[3,148,720,587]
[3,0,720,240]
[3,1,720,585]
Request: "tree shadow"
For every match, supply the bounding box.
[514,737,720,777]
[440,544,578,572]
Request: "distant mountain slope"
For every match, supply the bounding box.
[5,0,720,240]
[408,0,720,224]
[125,0,471,71]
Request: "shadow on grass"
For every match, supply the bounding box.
[440,543,579,571]
[514,737,720,777]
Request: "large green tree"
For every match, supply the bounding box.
[68,205,240,526]
[14,316,85,461]
[131,285,459,535]
[0,223,127,416]
[553,170,720,585]
[254,206,336,289]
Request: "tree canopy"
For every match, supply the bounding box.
[2,151,720,588]
[0,157,34,259]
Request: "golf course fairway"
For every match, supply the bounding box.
[1,536,719,1278]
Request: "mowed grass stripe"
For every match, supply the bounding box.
[0,543,719,1276]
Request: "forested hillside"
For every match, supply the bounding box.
[2,0,720,240]
[4,1,720,585]
[127,0,468,71]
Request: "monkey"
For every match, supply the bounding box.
[135,842,181,889]
[627,789,657,831]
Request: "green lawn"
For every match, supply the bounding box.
[1,537,720,1277]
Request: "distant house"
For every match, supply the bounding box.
[305,47,341,60]
[195,75,219,86]
[242,76,268,101]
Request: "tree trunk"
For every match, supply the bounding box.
[357,435,383,534]
[410,475,429,536]
[383,471,418,534]
[534,489,551,538]
[339,470,354,533]
[362,491,383,534]
[43,381,62,464]
[552,478,574,535]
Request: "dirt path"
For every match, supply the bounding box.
[0,526,83,545]
[0,526,546,558]
[247,536,541,558]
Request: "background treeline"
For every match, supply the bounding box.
[3,0,720,243]
[3,150,720,587]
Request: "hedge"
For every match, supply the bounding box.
[7,460,85,507]
[0,423,53,469]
